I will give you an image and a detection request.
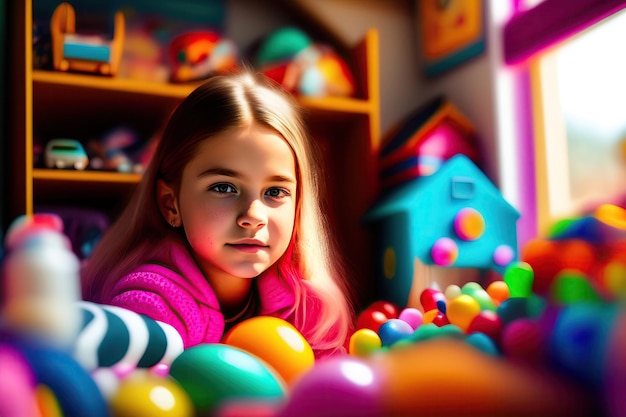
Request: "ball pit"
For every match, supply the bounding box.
[2,211,626,417]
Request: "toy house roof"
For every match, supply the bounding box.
[364,154,520,222]
[379,96,478,169]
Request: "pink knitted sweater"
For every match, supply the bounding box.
[104,240,342,358]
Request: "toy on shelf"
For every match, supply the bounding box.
[256,27,356,98]
[364,154,520,309]
[168,31,238,83]
[86,125,158,174]
[50,2,125,76]
[44,138,89,170]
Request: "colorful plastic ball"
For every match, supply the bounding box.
[444,284,462,301]
[420,288,446,312]
[421,309,439,325]
[109,370,193,417]
[503,261,534,298]
[398,307,423,330]
[446,294,481,332]
[602,260,626,301]
[274,356,385,417]
[493,244,515,266]
[467,310,503,343]
[349,328,382,357]
[222,316,314,385]
[410,323,464,343]
[432,311,450,327]
[466,332,499,356]
[496,295,546,325]
[367,300,400,319]
[453,207,485,241]
[169,344,286,415]
[500,318,545,364]
[378,318,414,347]
[431,237,458,266]
[356,308,389,333]
[550,271,601,304]
[461,282,496,311]
[549,303,616,385]
[486,280,510,305]
[521,238,563,294]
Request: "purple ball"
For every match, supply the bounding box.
[275,356,385,417]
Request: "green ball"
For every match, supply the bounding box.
[169,343,287,415]
[504,261,534,298]
[256,27,312,66]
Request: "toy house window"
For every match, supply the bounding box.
[450,177,475,200]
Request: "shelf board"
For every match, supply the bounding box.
[33,168,141,183]
[33,69,374,114]
[33,70,198,98]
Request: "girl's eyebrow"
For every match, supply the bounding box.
[197,167,296,184]
[197,167,240,179]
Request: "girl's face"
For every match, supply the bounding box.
[176,122,297,282]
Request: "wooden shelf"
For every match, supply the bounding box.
[33,70,199,98]
[33,168,142,183]
[33,69,374,115]
[6,1,381,305]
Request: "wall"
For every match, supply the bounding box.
[294,1,529,227]
[226,0,529,244]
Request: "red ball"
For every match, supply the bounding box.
[367,300,400,319]
[420,288,445,312]
[431,311,450,327]
[356,308,389,332]
[467,310,503,343]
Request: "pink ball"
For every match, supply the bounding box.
[276,356,384,417]
[500,318,545,364]
[431,237,458,266]
[398,308,423,330]
[493,245,515,266]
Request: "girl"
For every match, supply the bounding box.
[81,69,354,358]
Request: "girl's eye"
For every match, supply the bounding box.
[266,187,291,198]
[209,183,236,194]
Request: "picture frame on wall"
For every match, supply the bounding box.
[417,0,486,77]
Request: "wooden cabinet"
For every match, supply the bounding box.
[5,1,380,306]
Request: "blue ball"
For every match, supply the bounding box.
[378,318,414,347]
[466,332,499,356]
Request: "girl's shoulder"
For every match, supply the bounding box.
[115,240,219,309]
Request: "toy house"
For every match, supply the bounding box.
[364,154,520,309]
[379,96,481,191]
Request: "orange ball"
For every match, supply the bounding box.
[486,280,510,305]
[223,316,314,385]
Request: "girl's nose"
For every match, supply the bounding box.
[237,199,267,229]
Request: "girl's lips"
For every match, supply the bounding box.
[227,242,268,253]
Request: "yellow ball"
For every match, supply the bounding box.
[349,328,382,356]
[223,316,315,385]
[109,370,193,417]
[446,294,481,332]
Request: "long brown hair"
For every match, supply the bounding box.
[81,69,354,351]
